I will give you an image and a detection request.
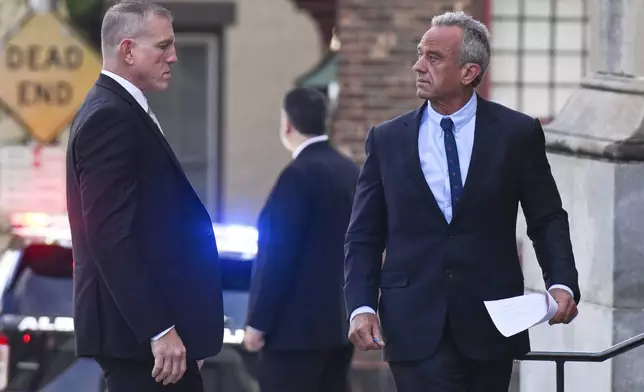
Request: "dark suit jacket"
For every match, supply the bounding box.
[344,95,580,363]
[247,141,360,350]
[66,73,224,361]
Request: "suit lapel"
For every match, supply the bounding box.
[140,114,192,186]
[450,95,499,223]
[404,102,449,226]
[96,74,192,185]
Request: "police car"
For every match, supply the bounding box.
[0,212,259,392]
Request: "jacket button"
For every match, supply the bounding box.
[444,269,453,278]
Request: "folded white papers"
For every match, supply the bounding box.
[484,291,559,337]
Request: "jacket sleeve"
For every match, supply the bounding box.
[74,108,172,342]
[344,127,388,315]
[519,118,581,303]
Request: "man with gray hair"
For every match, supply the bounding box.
[344,11,581,391]
[66,1,224,391]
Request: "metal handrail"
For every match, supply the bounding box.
[519,332,644,391]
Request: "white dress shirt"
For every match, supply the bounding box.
[420,91,477,223]
[100,70,173,341]
[101,70,149,112]
[100,70,164,134]
[350,93,572,321]
[292,134,329,158]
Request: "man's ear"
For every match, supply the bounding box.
[461,63,481,86]
[285,119,294,135]
[120,39,135,65]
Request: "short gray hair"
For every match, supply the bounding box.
[431,11,491,87]
[101,1,173,58]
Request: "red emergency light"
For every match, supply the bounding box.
[9,212,68,230]
[7,212,258,259]
[8,212,71,241]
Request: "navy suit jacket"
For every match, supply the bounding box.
[247,142,360,350]
[66,74,224,361]
[344,95,580,362]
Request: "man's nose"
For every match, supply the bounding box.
[412,58,424,73]
[167,47,178,63]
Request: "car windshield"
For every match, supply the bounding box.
[1,244,73,317]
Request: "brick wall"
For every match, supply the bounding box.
[332,0,486,164]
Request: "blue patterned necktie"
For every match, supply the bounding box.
[440,117,463,207]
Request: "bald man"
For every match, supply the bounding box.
[65,1,223,391]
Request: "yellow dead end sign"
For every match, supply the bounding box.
[0,13,102,143]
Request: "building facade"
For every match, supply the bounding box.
[332,0,590,162]
[0,0,327,227]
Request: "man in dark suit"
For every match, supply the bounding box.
[65,2,223,391]
[242,87,359,392]
[344,11,581,391]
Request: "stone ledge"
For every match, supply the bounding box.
[545,73,644,162]
[545,131,644,162]
[581,72,644,95]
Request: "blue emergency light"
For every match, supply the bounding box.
[8,212,258,260]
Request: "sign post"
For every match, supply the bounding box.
[0,11,101,143]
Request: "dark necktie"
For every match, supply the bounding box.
[440,117,463,207]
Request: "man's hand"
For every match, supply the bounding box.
[243,326,265,352]
[549,288,578,325]
[150,328,186,385]
[349,313,385,351]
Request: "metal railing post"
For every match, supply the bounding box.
[556,361,564,392]
[520,331,644,391]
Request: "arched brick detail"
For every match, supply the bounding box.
[289,0,336,49]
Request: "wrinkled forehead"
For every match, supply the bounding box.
[418,25,463,54]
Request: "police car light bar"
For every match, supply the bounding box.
[14,316,246,345]
[9,212,71,242]
[8,212,258,259]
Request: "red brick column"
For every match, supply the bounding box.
[332,0,485,164]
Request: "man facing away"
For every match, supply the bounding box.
[344,11,581,392]
[65,1,223,391]
[243,87,359,392]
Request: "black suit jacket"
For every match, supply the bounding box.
[66,74,224,361]
[247,141,360,350]
[344,95,580,362]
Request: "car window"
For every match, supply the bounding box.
[0,243,253,319]
[2,244,73,317]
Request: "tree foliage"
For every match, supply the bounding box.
[65,0,102,50]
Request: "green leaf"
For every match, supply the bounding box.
[65,0,100,17]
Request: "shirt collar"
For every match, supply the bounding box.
[292,135,329,159]
[101,70,149,112]
[425,91,477,133]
